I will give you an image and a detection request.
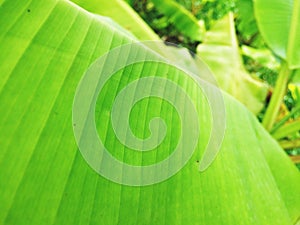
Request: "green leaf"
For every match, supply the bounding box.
[0,0,299,225]
[292,69,300,84]
[151,0,205,41]
[236,0,259,40]
[241,45,280,70]
[287,0,300,69]
[71,0,160,40]
[272,119,300,139]
[197,13,269,114]
[254,0,300,69]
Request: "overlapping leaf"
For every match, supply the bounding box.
[71,0,159,40]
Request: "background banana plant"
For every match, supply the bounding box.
[253,0,300,158]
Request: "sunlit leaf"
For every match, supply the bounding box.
[197,13,268,114]
[254,0,300,69]
[287,0,300,69]
[292,69,300,84]
[71,0,160,40]
[0,1,299,225]
[241,45,280,70]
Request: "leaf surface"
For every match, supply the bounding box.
[254,0,300,69]
[0,1,299,225]
[72,0,160,40]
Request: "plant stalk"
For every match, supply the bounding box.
[272,119,300,140]
[262,61,292,131]
[271,105,300,133]
[279,139,300,149]
[290,155,300,164]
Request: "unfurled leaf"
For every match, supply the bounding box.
[0,1,299,225]
[254,0,300,69]
[197,13,268,114]
[241,45,280,70]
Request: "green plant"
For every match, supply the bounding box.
[0,0,299,225]
[151,0,205,41]
[251,0,300,164]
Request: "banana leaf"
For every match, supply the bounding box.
[151,0,205,41]
[241,45,280,70]
[197,13,269,114]
[71,0,160,40]
[254,0,300,69]
[0,0,299,225]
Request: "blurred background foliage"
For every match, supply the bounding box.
[124,0,300,169]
